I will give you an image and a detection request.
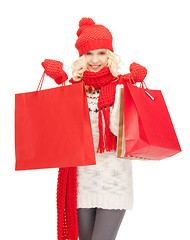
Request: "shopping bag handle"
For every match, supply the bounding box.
[36,71,45,92]
[140,81,147,89]
[139,81,155,100]
[35,71,65,94]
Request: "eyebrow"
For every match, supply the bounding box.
[98,50,106,53]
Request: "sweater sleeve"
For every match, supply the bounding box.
[110,84,123,136]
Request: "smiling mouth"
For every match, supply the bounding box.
[90,65,101,69]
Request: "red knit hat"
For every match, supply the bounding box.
[75,17,114,57]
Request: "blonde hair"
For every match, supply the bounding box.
[71,50,121,81]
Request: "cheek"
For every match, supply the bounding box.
[85,55,92,64]
[102,56,108,66]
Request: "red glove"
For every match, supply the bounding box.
[130,62,147,82]
[120,62,147,84]
[41,59,68,84]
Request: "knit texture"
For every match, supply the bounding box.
[82,67,117,153]
[120,62,148,84]
[57,167,78,240]
[41,59,68,84]
[75,18,113,56]
[82,67,116,89]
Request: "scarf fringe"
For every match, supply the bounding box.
[97,108,104,153]
[97,106,117,153]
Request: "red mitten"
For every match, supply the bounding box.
[41,59,68,84]
[129,62,147,82]
[120,62,147,84]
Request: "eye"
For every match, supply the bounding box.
[85,52,92,55]
[99,51,106,55]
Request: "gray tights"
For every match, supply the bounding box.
[77,208,126,240]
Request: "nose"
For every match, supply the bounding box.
[91,54,99,63]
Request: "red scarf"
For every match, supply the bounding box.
[57,167,78,240]
[82,67,118,153]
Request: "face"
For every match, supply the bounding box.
[85,49,108,72]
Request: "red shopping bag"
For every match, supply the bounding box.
[121,83,181,160]
[15,80,96,170]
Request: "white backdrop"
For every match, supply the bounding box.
[1,0,189,239]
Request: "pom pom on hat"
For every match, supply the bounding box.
[77,18,95,37]
[79,17,95,27]
[75,17,113,57]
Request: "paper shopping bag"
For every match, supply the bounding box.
[117,83,181,160]
[15,82,96,170]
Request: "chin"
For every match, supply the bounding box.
[91,69,101,72]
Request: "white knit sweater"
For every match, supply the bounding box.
[77,85,133,210]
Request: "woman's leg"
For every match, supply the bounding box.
[91,208,126,240]
[77,208,96,240]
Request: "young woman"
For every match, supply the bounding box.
[43,17,147,240]
[72,48,132,240]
